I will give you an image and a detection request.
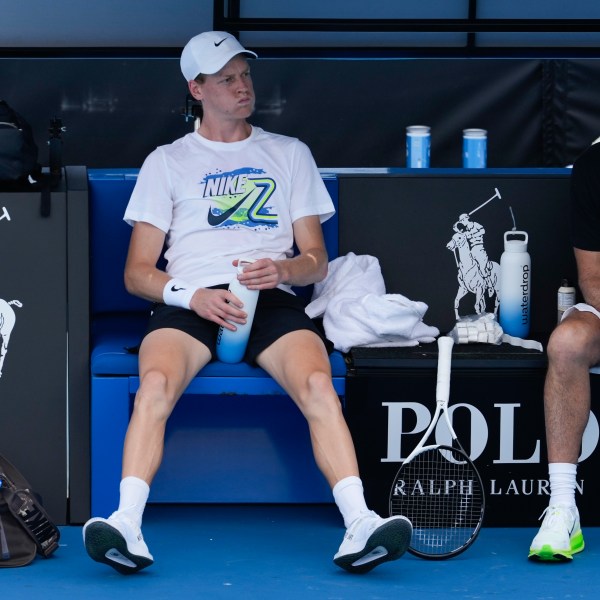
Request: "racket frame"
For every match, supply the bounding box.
[388,336,486,559]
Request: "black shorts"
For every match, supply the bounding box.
[143,285,332,365]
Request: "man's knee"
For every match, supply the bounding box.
[548,315,600,366]
[302,370,342,417]
[306,369,334,396]
[139,368,169,393]
[135,369,178,418]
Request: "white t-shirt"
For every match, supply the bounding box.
[124,126,335,292]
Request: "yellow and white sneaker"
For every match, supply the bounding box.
[528,504,584,561]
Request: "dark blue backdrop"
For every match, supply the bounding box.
[1,57,599,170]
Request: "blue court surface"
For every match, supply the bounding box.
[6,504,599,599]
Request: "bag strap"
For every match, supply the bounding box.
[48,117,64,179]
[0,514,10,560]
[37,117,66,218]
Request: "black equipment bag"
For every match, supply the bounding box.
[0,100,41,183]
[0,454,60,567]
[0,100,65,217]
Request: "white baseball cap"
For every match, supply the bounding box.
[180,31,257,81]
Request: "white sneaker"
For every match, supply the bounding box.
[334,511,412,574]
[528,504,585,561]
[83,513,154,574]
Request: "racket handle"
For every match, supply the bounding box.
[436,336,454,402]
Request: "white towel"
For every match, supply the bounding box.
[307,253,385,318]
[306,253,440,353]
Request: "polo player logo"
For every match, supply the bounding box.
[446,188,502,320]
[0,298,22,379]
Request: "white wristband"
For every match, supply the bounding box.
[162,278,196,310]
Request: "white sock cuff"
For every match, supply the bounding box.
[548,462,578,476]
[332,475,363,497]
[120,476,150,495]
[117,476,150,526]
[548,463,577,507]
[333,476,369,528]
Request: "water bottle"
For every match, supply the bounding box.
[499,231,531,338]
[557,279,576,323]
[462,128,487,168]
[406,125,431,168]
[216,259,259,363]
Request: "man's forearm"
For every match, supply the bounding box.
[280,248,328,287]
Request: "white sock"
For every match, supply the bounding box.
[548,463,577,507]
[332,476,371,528]
[115,476,150,527]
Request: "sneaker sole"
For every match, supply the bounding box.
[334,517,412,574]
[84,521,153,575]
[528,531,585,562]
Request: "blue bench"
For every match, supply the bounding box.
[89,169,347,516]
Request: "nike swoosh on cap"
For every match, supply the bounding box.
[214,38,227,47]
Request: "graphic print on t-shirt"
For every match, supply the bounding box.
[202,167,278,229]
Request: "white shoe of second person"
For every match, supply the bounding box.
[528,504,584,561]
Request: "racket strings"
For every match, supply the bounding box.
[390,446,484,557]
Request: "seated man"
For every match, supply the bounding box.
[529,140,600,561]
[82,31,412,575]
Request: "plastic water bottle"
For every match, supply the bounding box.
[557,279,576,324]
[216,259,259,363]
[406,125,431,168]
[499,231,531,338]
[462,128,487,168]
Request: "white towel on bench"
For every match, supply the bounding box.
[306,252,439,353]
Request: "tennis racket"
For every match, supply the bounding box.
[389,335,485,559]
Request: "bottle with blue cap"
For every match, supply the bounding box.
[216,259,259,363]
